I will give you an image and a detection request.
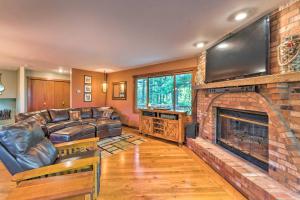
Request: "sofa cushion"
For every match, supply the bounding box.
[63,120,82,128]
[49,109,69,122]
[92,107,104,119]
[80,107,93,119]
[0,121,45,156]
[110,112,121,120]
[80,118,96,125]
[91,119,122,130]
[16,138,57,170]
[31,114,47,125]
[46,122,66,134]
[50,125,96,143]
[0,121,57,170]
[40,110,52,123]
[15,111,40,122]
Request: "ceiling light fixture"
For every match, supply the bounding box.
[234,12,248,21]
[217,43,229,49]
[194,42,205,49]
[102,70,108,93]
[58,68,63,73]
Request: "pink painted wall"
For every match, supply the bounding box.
[71,68,106,108]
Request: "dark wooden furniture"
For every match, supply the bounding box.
[139,109,187,145]
[7,172,94,200]
[27,77,70,111]
[11,138,100,199]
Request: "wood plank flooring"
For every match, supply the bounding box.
[0,127,246,200]
[99,128,246,200]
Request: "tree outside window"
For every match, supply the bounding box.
[135,72,192,114]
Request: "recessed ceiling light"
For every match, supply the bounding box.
[217,43,229,49]
[234,12,248,21]
[194,42,205,48]
[58,68,63,73]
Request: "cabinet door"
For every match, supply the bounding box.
[29,79,45,111]
[44,80,54,109]
[54,81,70,109]
[141,117,152,134]
[164,120,179,141]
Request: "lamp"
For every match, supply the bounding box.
[102,71,108,93]
[0,73,5,95]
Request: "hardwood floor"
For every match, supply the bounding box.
[99,128,246,200]
[0,127,246,200]
[0,162,15,200]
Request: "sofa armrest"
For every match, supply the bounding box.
[12,156,99,183]
[54,138,99,157]
[110,112,121,120]
[12,156,100,198]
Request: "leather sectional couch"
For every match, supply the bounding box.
[15,107,122,143]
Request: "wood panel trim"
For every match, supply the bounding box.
[195,71,300,89]
[27,76,70,83]
[132,67,196,78]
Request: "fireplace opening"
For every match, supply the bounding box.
[217,108,268,171]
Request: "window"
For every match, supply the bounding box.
[135,72,192,114]
[136,78,147,109]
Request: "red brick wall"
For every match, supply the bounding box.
[196,89,300,191]
[195,0,300,192]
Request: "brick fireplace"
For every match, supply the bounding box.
[187,1,300,199]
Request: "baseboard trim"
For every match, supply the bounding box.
[122,124,139,130]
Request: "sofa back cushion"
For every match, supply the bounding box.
[49,109,69,122]
[15,111,40,122]
[92,107,104,119]
[39,110,52,123]
[80,107,92,119]
[0,120,57,171]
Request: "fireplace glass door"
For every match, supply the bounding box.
[217,108,268,170]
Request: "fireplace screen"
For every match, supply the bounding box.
[217,108,268,170]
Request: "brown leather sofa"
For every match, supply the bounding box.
[15,107,122,143]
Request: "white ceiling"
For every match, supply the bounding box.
[0,0,287,73]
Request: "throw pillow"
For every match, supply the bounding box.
[69,111,81,121]
[102,109,114,119]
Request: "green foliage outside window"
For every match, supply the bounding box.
[135,73,192,114]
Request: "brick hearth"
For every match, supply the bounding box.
[187,138,300,200]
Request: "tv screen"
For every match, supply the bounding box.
[205,16,270,83]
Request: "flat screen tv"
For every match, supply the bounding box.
[205,16,270,83]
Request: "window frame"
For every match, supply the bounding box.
[133,69,194,114]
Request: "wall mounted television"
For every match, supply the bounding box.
[205,16,270,83]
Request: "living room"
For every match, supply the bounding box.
[0,0,300,199]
